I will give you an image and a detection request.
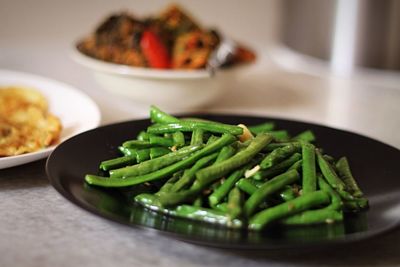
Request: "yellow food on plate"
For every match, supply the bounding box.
[0,86,62,157]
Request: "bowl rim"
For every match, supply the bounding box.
[71,44,213,80]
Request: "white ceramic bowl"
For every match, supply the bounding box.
[71,47,235,109]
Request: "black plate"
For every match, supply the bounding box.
[46,114,400,249]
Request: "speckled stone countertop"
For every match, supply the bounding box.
[1,1,400,265]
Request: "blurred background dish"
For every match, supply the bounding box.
[72,4,256,109]
[0,69,101,169]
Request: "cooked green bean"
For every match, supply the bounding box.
[147,120,243,136]
[196,133,273,187]
[85,134,236,187]
[170,152,219,192]
[99,156,136,171]
[317,175,343,211]
[236,178,258,195]
[208,167,246,206]
[174,205,243,228]
[149,147,171,159]
[172,131,185,148]
[260,143,301,169]
[149,135,174,147]
[156,171,183,195]
[278,185,297,202]
[122,140,153,149]
[248,122,275,134]
[301,142,317,194]
[281,209,343,225]
[137,131,152,141]
[150,105,180,124]
[110,145,201,178]
[252,153,301,180]
[244,169,300,217]
[336,157,363,197]
[249,190,330,230]
[293,130,316,143]
[190,128,204,146]
[227,187,243,220]
[135,148,151,163]
[215,145,236,163]
[316,150,346,191]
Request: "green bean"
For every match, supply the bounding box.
[150,105,180,124]
[85,134,236,187]
[155,172,182,195]
[215,202,228,213]
[248,122,275,134]
[252,153,301,180]
[260,143,301,169]
[118,146,137,157]
[263,142,300,152]
[289,159,302,171]
[170,152,219,192]
[196,133,273,187]
[206,135,219,145]
[134,193,169,214]
[190,128,204,146]
[293,130,316,143]
[316,150,346,191]
[158,187,200,206]
[336,157,363,197]
[147,120,243,136]
[122,140,153,149]
[244,169,300,217]
[208,166,247,206]
[279,185,297,202]
[236,178,258,195]
[110,145,201,179]
[267,130,290,141]
[99,156,136,171]
[302,142,317,194]
[137,131,151,141]
[135,148,151,163]
[215,145,236,163]
[174,205,243,228]
[227,187,243,220]
[248,190,330,230]
[172,131,185,148]
[193,196,203,207]
[149,147,171,159]
[281,209,343,225]
[317,175,343,210]
[149,135,174,147]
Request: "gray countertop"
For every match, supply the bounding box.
[1,160,400,267]
[1,1,400,265]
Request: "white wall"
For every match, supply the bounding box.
[0,0,281,49]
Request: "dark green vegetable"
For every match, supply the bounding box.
[99,156,136,171]
[260,143,301,169]
[244,169,300,217]
[196,133,273,187]
[150,105,180,124]
[85,106,369,231]
[249,190,330,230]
[149,147,171,159]
[301,142,317,194]
[190,128,204,146]
[110,145,201,178]
[316,150,346,191]
[336,157,364,197]
[147,120,243,136]
[85,134,236,187]
[252,153,301,180]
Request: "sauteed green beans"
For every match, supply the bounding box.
[85,105,369,231]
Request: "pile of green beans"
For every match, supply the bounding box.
[85,105,369,231]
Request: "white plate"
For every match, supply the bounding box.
[0,69,101,169]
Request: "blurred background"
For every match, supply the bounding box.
[1,0,399,146]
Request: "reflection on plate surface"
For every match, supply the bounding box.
[0,69,101,169]
[46,115,400,249]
